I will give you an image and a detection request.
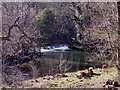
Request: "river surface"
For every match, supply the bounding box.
[42,50,86,71]
[21,45,103,80]
[41,45,102,71]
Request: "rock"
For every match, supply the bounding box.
[79,85,82,87]
[49,76,54,80]
[42,77,46,79]
[105,85,118,90]
[103,80,120,90]
[90,84,94,86]
[80,80,83,82]
[31,81,34,82]
[56,74,68,77]
[62,74,68,77]
[35,79,38,82]
[113,81,120,87]
[42,75,54,80]
[104,85,113,88]
[106,79,113,85]
[74,73,82,79]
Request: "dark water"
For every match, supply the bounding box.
[42,50,102,71]
[20,49,103,80]
[44,50,84,71]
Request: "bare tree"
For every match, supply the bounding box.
[57,51,72,74]
[117,1,120,82]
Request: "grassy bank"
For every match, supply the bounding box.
[23,67,118,88]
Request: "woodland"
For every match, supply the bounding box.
[1,2,120,89]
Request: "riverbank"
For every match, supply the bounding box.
[22,67,118,88]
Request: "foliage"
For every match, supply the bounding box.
[32,8,56,37]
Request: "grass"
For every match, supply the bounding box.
[47,67,118,88]
[48,77,80,88]
[22,67,118,88]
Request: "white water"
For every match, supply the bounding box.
[40,44,70,53]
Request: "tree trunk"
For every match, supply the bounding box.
[117,1,120,82]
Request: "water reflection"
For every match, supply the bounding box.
[42,49,86,71]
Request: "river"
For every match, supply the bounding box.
[40,44,102,71]
[21,45,103,79]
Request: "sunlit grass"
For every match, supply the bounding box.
[48,67,118,88]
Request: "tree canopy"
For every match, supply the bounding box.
[32,8,56,37]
